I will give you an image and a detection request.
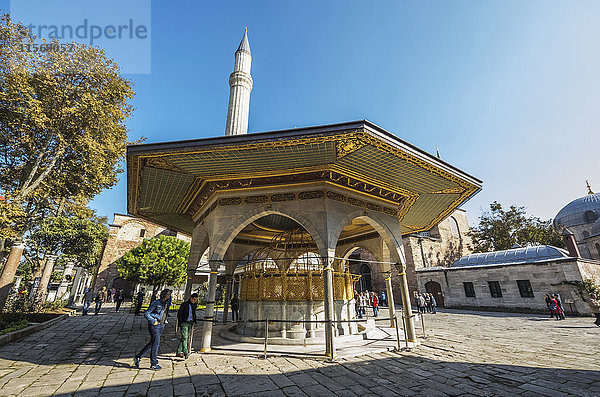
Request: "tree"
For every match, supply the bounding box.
[26,215,108,308]
[0,14,134,204]
[115,236,190,293]
[0,13,134,301]
[469,201,564,253]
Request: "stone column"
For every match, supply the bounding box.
[183,270,195,300]
[68,267,84,305]
[323,252,335,359]
[222,276,233,323]
[396,262,416,342]
[385,276,396,328]
[0,240,25,311]
[200,263,219,352]
[34,255,57,308]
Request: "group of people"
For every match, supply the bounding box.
[415,292,437,314]
[544,293,566,320]
[81,286,125,315]
[132,289,199,370]
[355,290,385,318]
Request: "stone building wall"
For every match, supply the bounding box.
[585,235,600,260]
[416,259,600,315]
[94,214,191,296]
[403,209,473,296]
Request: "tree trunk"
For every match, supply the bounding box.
[0,240,25,312]
[33,255,57,310]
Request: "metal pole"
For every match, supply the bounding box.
[393,315,402,351]
[420,312,426,338]
[189,324,195,355]
[264,318,268,359]
[401,307,409,350]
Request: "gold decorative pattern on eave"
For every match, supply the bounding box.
[187,169,409,219]
[336,137,367,159]
[128,127,480,235]
[145,157,189,174]
[431,187,465,194]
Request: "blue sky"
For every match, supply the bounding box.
[6,0,600,226]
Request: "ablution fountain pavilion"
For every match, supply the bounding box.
[126,30,481,358]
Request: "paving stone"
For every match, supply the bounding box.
[279,385,308,397]
[0,308,598,396]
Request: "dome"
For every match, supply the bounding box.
[452,245,571,268]
[553,192,600,229]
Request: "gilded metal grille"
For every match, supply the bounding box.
[239,270,358,301]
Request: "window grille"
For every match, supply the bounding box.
[463,282,476,297]
[516,280,534,298]
[488,281,502,298]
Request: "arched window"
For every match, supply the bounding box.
[359,264,372,292]
[585,210,599,223]
[449,217,460,238]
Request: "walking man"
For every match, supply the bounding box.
[115,289,125,312]
[82,287,94,315]
[230,293,239,322]
[177,293,198,359]
[133,289,171,370]
[429,293,437,314]
[135,289,145,316]
[94,287,107,315]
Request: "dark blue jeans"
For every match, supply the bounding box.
[137,324,164,366]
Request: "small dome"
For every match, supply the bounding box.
[452,245,571,268]
[553,193,600,229]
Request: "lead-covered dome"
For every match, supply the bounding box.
[553,192,600,229]
[452,245,571,267]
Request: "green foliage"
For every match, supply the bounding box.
[40,299,67,312]
[116,236,190,287]
[0,318,29,335]
[28,216,108,269]
[0,13,135,237]
[469,201,565,253]
[50,271,62,283]
[5,291,32,313]
[554,279,599,302]
[15,260,33,282]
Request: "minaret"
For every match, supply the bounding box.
[225,28,253,136]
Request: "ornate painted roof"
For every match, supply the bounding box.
[553,192,600,229]
[452,245,571,268]
[127,120,482,235]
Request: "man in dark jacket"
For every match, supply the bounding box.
[133,288,171,370]
[177,293,198,359]
[134,289,145,316]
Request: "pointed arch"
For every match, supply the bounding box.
[210,208,327,263]
[329,209,403,264]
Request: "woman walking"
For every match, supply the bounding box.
[590,293,600,327]
[548,296,563,321]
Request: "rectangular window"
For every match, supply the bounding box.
[139,229,146,238]
[517,280,534,298]
[463,282,476,297]
[488,281,503,298]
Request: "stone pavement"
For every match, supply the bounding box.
[0,304,598,396]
